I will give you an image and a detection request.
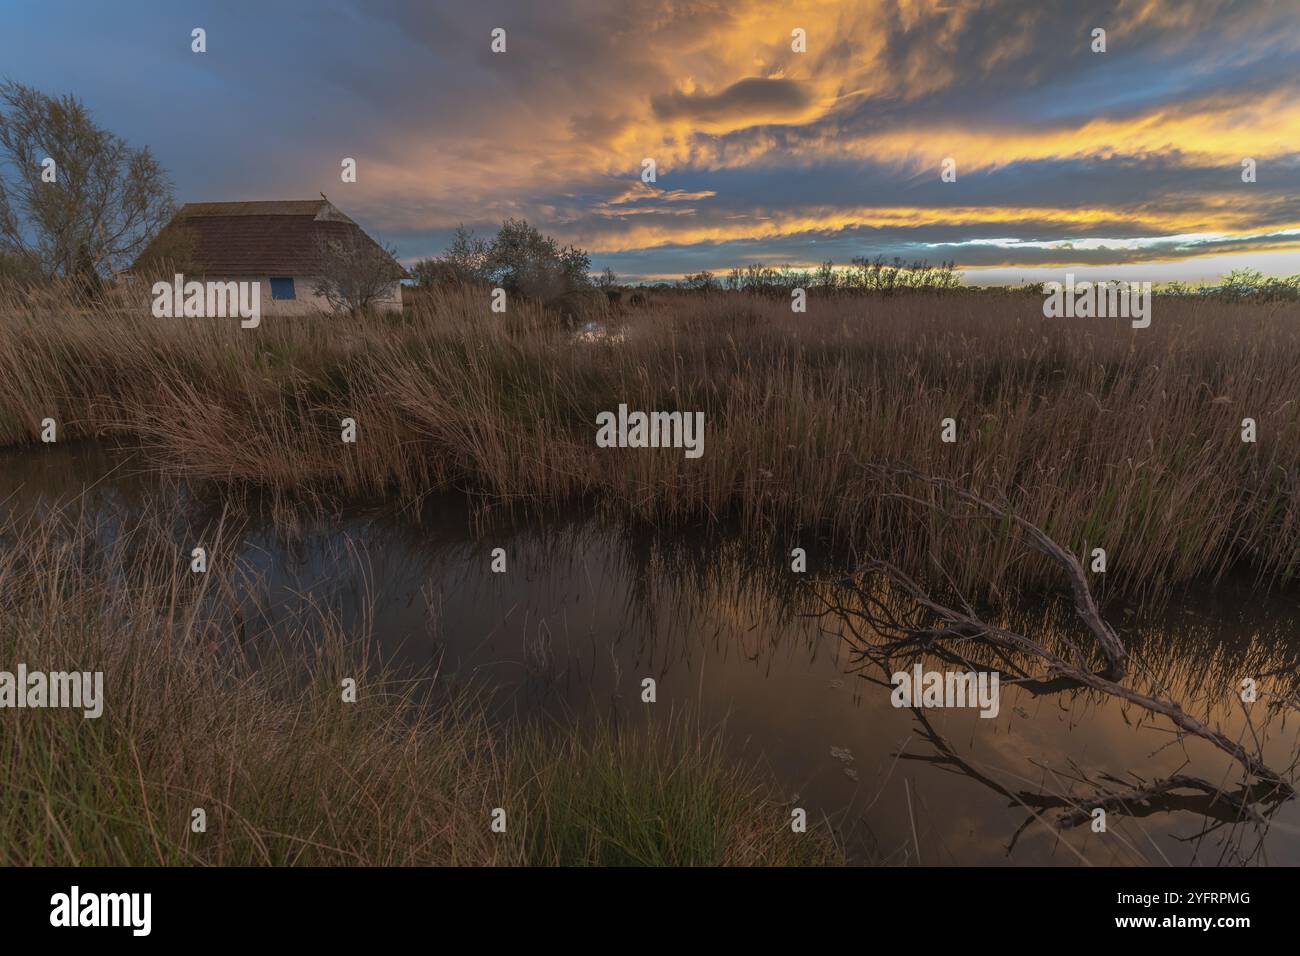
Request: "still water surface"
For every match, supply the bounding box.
[5,442,1300,865]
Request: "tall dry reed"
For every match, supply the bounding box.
[0,491,835,866]
[2,281,1298,602]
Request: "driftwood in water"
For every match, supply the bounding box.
[816,463,1294,800]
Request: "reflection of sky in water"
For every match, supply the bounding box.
[5,442,1300,866]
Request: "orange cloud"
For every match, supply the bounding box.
[334,0,1300,273]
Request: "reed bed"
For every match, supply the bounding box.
[0,495,836,866]
[2,282,1299,603]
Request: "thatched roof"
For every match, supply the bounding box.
[134,199,407,278]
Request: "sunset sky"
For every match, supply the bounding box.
[4,0,1299,283]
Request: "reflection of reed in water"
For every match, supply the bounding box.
[10,444,1300,863]
[812,467,1300,864]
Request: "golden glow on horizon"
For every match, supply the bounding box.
[568,206,1300,254]
[338,0,1300,272]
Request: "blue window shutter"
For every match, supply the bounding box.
[270,277,296,300]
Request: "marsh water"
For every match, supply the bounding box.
[6,441,1300,866]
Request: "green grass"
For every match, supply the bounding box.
[512,718,831,866]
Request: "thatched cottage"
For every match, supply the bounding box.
[134,198,405,314]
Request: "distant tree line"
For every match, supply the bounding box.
[1162,268,1300,303]
[674,257,962,296]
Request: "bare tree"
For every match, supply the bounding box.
[311,231,404,316]
[0,82,174,282]
[410,219,591,304]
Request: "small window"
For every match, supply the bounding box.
[270,277,296,300]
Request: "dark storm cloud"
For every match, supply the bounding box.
[1,0,1299,279]
[651,77,812,122]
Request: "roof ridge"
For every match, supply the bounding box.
[176,200,329,218]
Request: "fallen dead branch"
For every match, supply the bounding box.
[815,463,1295,802]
